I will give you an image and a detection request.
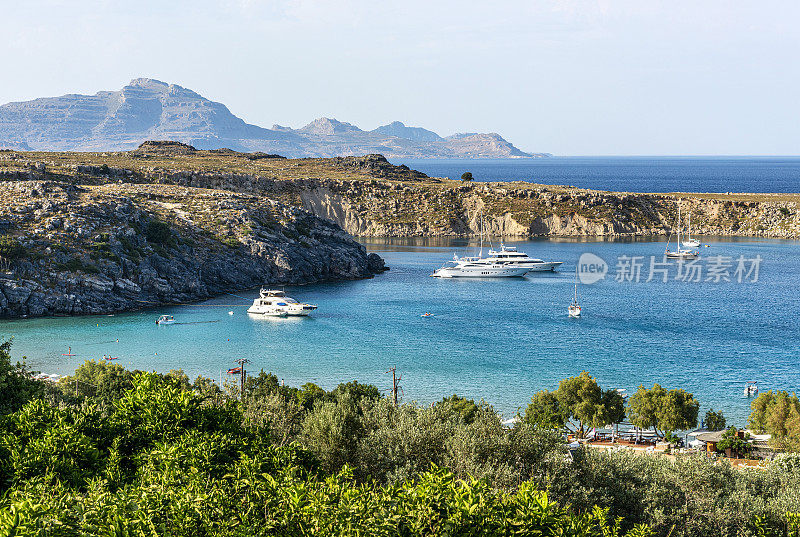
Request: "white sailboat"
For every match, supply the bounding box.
[568,266,581,318]
[665,205,699,260]
[682,212,701,248]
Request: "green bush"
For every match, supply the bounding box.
[0,237,25,260]
[0,340,43,415]
[145,219,172,244]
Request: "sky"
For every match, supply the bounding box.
[1,0,798,155]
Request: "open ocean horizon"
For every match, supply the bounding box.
[393,156,800,194]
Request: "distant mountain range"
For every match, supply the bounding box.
[0,79,545,159]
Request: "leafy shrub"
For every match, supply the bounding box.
[704,408,726,431]
[0,237,25,260]
[145,219,171,244]
[0,340,43,415]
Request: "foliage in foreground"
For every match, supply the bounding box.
[2,352,800,536]
[0,372,652,536]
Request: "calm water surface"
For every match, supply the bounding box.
[394,157,800,194]
[3,237,798,426]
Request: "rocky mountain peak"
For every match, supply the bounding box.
[300,117,363,136]
[371,121,442,142]
[127,78,171,89]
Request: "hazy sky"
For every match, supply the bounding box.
[2,0,798,155]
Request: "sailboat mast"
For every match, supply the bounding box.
[574,267,578,302]
[687,212,691,241]
[677,205,682,246]
[479,211,483,258]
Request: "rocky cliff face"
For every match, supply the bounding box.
[0,79,543,159]
[0,176,384,318]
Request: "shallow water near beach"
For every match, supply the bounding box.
[3,236,799,426]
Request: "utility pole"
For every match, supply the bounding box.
[234,358,250,400]
[386,366,401,406]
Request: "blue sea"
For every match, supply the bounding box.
[3,236,798,426]
[394,157,800,193]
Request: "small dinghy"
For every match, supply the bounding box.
[156,315,175,325]
[744,381,758,397]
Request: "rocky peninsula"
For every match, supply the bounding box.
[1,142,798,316]
[0,151,386,317]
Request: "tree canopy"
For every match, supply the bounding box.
[0,339,43,414]
[524,372,626,438]
[748,390,800,451]
[627,383,699,437]
[705,408,726,431]
[460,171,474,182]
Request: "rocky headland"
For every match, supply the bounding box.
[1,142,798,316]
[0,164,385,317]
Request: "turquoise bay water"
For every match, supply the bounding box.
[3,237,799,425]
[394,157,800,194]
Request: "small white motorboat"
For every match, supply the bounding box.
[156,315,175,325]
[248,289,316,317]
[744,381,758,397]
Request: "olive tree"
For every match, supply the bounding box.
[704,408,726,431]
[627,383,699,438]
[748,390,800,451]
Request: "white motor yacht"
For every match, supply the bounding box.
[432,214,559,278]
[485,244,563,272]
[247,289,316,317]
[156,315,175,325]
[432,255,531,278]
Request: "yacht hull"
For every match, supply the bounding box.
[247,307,289,317]
[665,251,698,260]
[522,261,563,272]
[432,265,530,278]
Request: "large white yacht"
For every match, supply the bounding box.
[431,254,531,278]
[485,244,563,272]
[247,289,317,317]
[432,212,560,278]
